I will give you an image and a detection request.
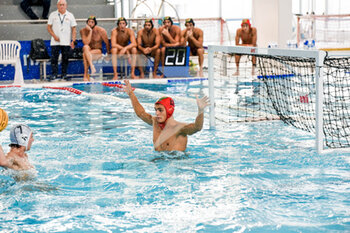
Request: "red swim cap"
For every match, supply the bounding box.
[241,19,251,28]
[155,96,175,119]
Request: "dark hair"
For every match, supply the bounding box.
[144,18,154,29]
[185,18,195,26]
[9,144,21,148]
[163,16,173,25]
[87,15,97,26]
[117,17,127,26]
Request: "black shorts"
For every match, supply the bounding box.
[190,47,198,56]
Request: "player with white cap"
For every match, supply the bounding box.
[0,124,35,170]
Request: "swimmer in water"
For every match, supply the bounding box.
[0,124,35,171]
[124,80,210,151]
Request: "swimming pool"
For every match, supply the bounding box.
[0,80,349,232]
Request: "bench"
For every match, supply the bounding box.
[36,58,87,81]
[37,55,130,81]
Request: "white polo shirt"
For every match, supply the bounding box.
[48,10,77,46]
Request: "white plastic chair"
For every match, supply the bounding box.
[0,41,24,85]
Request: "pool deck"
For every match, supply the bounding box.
[0,76,208,89]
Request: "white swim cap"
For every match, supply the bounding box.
[10,124,32,149]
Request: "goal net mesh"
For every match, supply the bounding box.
[297,14,350,49]
[323,57,350,148]
[211,50,350,149]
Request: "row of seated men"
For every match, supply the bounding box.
[84,16,204,81]
[48,15,204,81]
[26,0,257,81]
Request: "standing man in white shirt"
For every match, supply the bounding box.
[47,0,77,81]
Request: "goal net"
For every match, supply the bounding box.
[178,18,233,45]
[208,45,350,153]
[297,14,350,49]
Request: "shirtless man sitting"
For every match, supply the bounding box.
[159,16,181,78]
[80,15,110,81]
[111,17,137,80]
[0,124,35,171]
[181,18,204,77]
[124,80,209,151]
[234,19,257,76]
[136,19,161,79]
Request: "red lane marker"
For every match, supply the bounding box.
[0,85,21,88]
[43,86,83,95]
[102,83,135,91]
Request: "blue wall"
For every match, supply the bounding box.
[0,40,111,81]
[0,40,190,81]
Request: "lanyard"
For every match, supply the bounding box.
[58,13,66,25]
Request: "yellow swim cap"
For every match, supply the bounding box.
[0,108,8,132]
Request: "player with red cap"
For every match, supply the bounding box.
[123,80,209,151]
[234,18,257,76]
[155,96,175,130]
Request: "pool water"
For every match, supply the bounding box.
[0,82,349,232]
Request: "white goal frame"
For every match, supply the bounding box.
[207,45,349,154]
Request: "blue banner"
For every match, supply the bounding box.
[0,40,190,81]
[0,40,113,81]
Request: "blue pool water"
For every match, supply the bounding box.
[0,81,349,232]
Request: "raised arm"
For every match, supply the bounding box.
[124,80,153,126]
[179,96,209,136]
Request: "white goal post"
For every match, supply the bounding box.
[207,45,350,154]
